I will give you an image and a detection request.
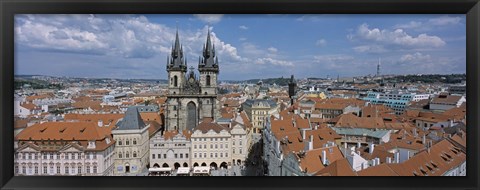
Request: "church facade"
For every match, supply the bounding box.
[165,29,220,132]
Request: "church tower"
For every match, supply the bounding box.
[164,27,220,132]
[198,28,219,95]
[166,29,187,95]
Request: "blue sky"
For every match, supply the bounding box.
[15,14,466,80]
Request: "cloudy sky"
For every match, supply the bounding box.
[15,14,466,80]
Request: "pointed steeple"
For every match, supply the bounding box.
[198,26,219,72]
[167,27,186,72]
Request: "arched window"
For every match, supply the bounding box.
[126,140,129,146]
[118,153,122,158]
[118,140,122,146]
[206,75,211,86]
[174,76,178,87]
[133,152,137,158]
[126,152,130,158]
[133,139,137,145]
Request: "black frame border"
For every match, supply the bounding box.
[1,0,479,190]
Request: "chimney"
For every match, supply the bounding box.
[302,130,306,140]
[376,158,381,165]
[369,144,374,154]
[277,141,280,151]
[372,159,376,166]
[309,135,313,150]
[98,120,103,127]
[413,128,417,137]
[386,157,392,164]
[322,150,327,165]
[407,151,411,160]
[357,142,361,149]
[314,125,318,130]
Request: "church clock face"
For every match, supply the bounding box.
[189,77,195,83]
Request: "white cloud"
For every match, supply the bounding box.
[315,39,327,46]
[394,21,423,30]
[352,45,386,53]
[356,23,446,48]
[267,47,278,53]
[314,54,354,63]
[239,37,247,41]
[400,52,431,63]
[239,25,248,30]
[254,58,293,66]
[193,14,224,24]
[429,16,462,26]
[394,15,463,31]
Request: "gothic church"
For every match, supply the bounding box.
[165,28,220,131]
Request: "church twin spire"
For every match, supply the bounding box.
[198,27,219,72]
[167,28,187,72]
[167,27,218,73]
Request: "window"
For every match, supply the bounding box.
[211,144,213,149]
[65,166,69,174]
[204,145,206,149]
[35,153,38,159]
[158,154,161,159]
[194,153,197,158]
[163,154,166,159]
[126,152,130,158]
[225,153,228,157]
[78,166,82,174]
[50,166,54,174]
[220,144,223,149]
[15,165,19,174]
[210,153,213,158]
[240,149,242,154]
[133,139,137,145]
[186,153,189,158]
[204,153,206,158]
[133,152,137,158]
[226,144,228,148]
[206,75,211,86]
[175,154,178,158]
[93,166,97,173]
[49,153,53,159]
[35,166,38,174]
[180,154,183,159]
[240,140,242,145]
[194,145,197,149]
[43,154,47,159]
[126,140,130,146]
[215,153,218,158]
[215,144,218,149]
[233,149,235,154]
[57,166,60,174]
[87,166,90,174]
[119,153,122,158]
[22,166,26,174]
[152,154,155,159]
[233,141,235,145]
[174,76,178,87]
[118,140,122,146]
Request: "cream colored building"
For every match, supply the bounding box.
[190,120,232,169]
[14,121,115,176]
[149,130,192,169]
[242,99,279,133]
[112,106,150,175]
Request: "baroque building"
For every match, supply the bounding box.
[165,28,220,132]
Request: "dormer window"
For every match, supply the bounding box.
[87,141,96,149]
